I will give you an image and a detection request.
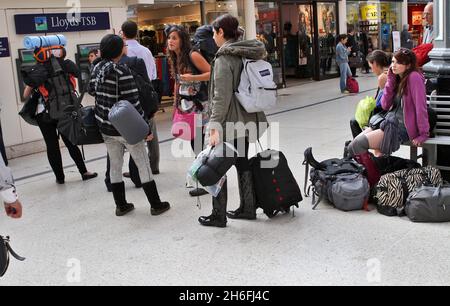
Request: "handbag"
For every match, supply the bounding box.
[18,92,40,126]
[77,106,104,145]
[0,235,25,277]
[171,108,197,141]
[348,52,363,68]
[369,110,388,130]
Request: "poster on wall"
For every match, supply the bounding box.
[412,11,423,26]
[381,23,392,51]
[318,4,336,34]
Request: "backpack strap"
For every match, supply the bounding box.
[1,236,25,262]
[302,158,309,196]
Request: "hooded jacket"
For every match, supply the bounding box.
[207,39,269,143]
[381,69,429,144]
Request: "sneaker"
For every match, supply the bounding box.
[342,90,350,94]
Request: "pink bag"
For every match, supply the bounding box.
[171,108,196,141]
[347,76,359,93]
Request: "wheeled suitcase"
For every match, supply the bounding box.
[250,150,302,218]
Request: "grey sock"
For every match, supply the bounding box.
[347,134,369,156]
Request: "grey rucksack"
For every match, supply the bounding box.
[303,147,369,211]
[405,185,450,222]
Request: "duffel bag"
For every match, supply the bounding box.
[405,185,450,222]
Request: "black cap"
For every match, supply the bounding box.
[100,34,124,60]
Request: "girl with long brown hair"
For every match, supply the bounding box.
[347,48,429,156]
[166,25,211,197]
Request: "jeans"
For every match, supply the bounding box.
[339,62,352,92]
[103,134,153,184]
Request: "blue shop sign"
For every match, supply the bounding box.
[15,12,111,34]
[0,37,10,58]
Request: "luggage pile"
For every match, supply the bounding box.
[303,147,450,223]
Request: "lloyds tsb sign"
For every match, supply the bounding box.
[15,12,110,35]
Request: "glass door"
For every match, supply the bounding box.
[317,2,338,79]
[282,2,314,79]
[255,2,283,86]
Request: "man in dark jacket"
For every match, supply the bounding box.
[346,26,360,77]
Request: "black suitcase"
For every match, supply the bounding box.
[250,150,302,218]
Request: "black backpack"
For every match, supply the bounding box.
[46,57,80,120]
[192,25,218,64]
[128,57,159,119]
[250,149,302,218]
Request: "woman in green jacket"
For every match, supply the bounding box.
[199,14,268,228]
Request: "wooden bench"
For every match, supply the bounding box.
[410,93,450,171]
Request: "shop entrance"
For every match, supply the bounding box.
[281,1,338,82]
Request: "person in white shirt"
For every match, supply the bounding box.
[121,21,157,81]
[422,2,434,44]
[120,21,161,175]
[0,156,22,219]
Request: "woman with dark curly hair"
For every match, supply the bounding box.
[166,25,211,197]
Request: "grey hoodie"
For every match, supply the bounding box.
[207,39,268,143]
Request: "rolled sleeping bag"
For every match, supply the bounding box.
[24,35,67,49]
[108,100,149,145]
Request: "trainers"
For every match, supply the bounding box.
[342,90,350,94]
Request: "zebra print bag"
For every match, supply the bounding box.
[374,166,442,217]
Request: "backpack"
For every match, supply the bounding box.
[355,96,376,129]
[303,147,369,211]
[374,166,443,217]
[0,235,25,277]
[347,76,359,93]
[235,58,278,113]
[192,25,218,64]
[45,57,79,120]
[250,149,302,218]
[128,57,159,119]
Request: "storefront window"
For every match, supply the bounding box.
[347,1,402,52]
[317,2,337,78]
[255,2,283,85]
[204,0,245,27]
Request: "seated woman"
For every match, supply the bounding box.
[350,50,390,138]
[347,48,429,157]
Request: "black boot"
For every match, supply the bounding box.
[111,182,135,217]
[227,171,256,220]
[343,140,352,159]
[199,180,227,228]
[142,180,170,216]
